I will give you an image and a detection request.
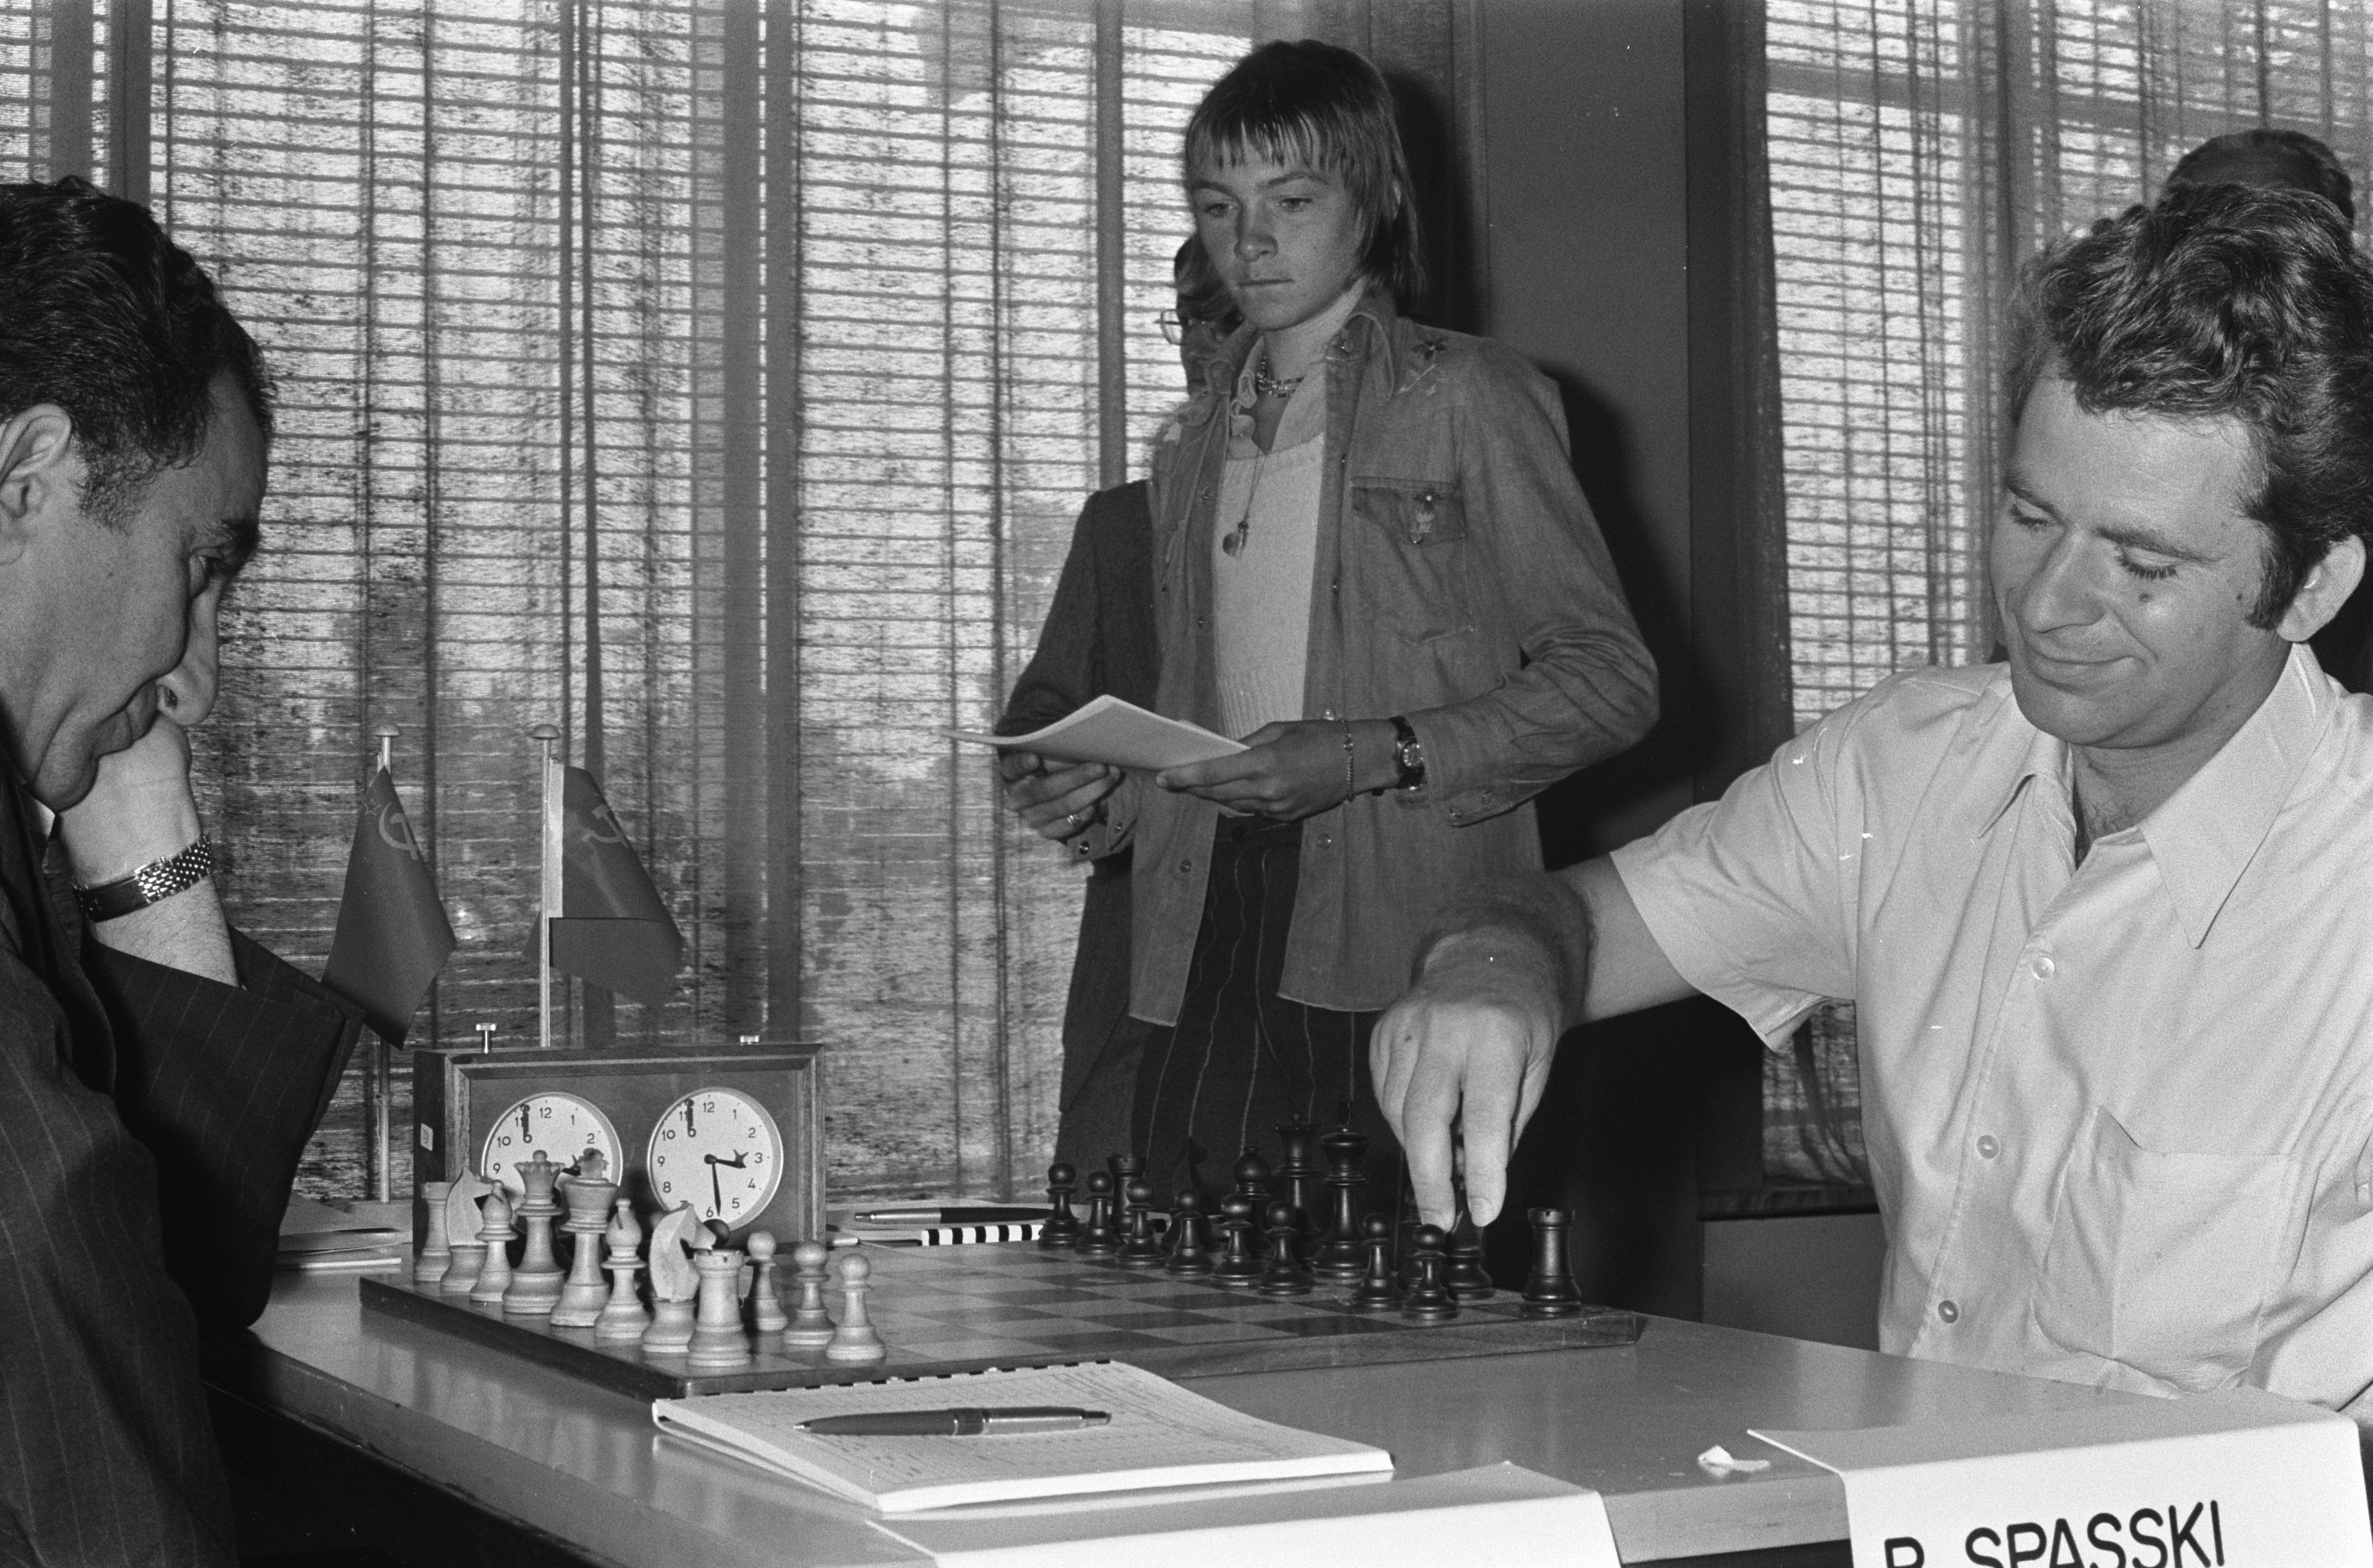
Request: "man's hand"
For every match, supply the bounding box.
[999,750,1121,844]
[1371,932,1564,1229]
[1156,718,1393,821]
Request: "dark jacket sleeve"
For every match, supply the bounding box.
[84,932,360,1331]
[999,489,1117,737]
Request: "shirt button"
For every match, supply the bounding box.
[1177,860,1192,874]
[1316,834,1333,849]
[1937,1300,1960,1324]
[2028,954,2055,980]
[1976,1135,2000,1160]
[1322,708,1337,721]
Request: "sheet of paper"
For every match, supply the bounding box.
[1755,1387,2372,1568]
[944,694,1243,771]
[871,1462,1620,1568]
[652,1360,1390,1511]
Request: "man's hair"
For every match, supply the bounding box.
[1181,39,1425,304]
[2007,184,2373,628]
[2166,127,2356,226]
[0,176,270,528]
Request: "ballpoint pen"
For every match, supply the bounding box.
[850,1205,1048,1225]
[798,1406,1111,1437]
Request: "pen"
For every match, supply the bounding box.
[851,1206,1048,1225]
[798,1406,1111,1437]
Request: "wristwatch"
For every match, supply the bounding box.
[73,836,219,922]
[1389,716,1427,791]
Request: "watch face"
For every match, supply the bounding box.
[481,1091,623,1197]
[646,1086,784,1230]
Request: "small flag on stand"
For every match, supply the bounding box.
[324,761,457,1045]
[540,764,683,1008]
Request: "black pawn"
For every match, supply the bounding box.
[1256,1201,1315,1296]
[1520,1206,1585,1318]
[1116,1178,1167,1268]
[1075,1169,1121,1257]
[1229,1148,1271,1217]
[1445,1208,1495,1300]
[1347,1214,1402,1311]
[1274,1116,1321,1239]
[1039,1161,1082,1250]
[1211,1194,1262,1287]
[1165,1189,1214,1275]
[1401,1223,1459,1322]
[1312,1118,1369,1284]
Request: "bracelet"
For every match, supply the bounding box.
[73,836,218,923]
[1338,715,1356,806]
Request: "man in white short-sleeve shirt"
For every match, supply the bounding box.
[1371,185,2373,1413]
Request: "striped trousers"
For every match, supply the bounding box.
[1131,815,1407,1215]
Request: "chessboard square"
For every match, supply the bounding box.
[1070,1309,1229,1331]
[1032,1331,1165,1356]
[1225,1300,1338,1321]
[975,1287,1128,1309]
[1139,1321,1295,1344]
[974,1317,1149,1340]
[892,1336,1071,1361]
[1058,1298,1198,1322]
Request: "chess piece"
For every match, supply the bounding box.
[746,1231,789,1334]
[594,1197,650,1341]
[549,1160,617,1327]
[781,1239,836,1349]
[1348,1214,1402,1311]
[1075,1169,1122,1257]
[469,1188,517,1306]
[1210,1194,1262,1287]
[1520,1206,1585,1319]
[1312,1116,1369,1284]
[1164,1189,1214,1276]
[439,1172,494,1296]
[414,1178,454,1286]
[1039,1161,1083,1250]
[823,1250,888,1363]
[1256,1200,1314,1296]
[642,1204,701,1352]
[1400,1223,1458,1322]
[1445,1208,1495,1300]
[687,1249,754,1369]
[1228,1148,1271,1217]
[503,1151,566,1316]
[1274,1116,1321,1238]
[1107,1150,1146,1197]
[1116,1179,1166,1268]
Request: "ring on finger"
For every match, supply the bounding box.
[1066,812,1079,828]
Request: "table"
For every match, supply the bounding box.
[207,1262,2154,1567]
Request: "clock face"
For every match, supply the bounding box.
[481,1091,623,1197]
[646,1085,784,1231]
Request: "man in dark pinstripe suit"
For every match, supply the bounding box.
[0,179,359,1565]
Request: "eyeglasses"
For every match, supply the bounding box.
[1157,308,1185,346]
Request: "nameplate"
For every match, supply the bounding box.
[1754,1388,2370,1567]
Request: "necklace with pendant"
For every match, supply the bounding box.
[1252,356,1306,400]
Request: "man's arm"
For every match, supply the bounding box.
[1371,856,1696,1228]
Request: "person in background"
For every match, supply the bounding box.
[997,243,1239,1170]
[0,178,360,1565]
[1375,187,2373,1414]
[1013,39,1656,1207]
[2163,125,2368,692]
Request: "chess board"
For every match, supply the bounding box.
[360,1240,1645,1400]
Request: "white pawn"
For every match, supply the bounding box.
[781,1239,835,1349]
[823,1249,887,1363]
[746,1231,788,1335]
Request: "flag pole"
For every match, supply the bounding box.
[367,721,400,1205]
[531,723,562,1050]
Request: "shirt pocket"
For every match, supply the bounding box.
[1348,476,1474,643]
[2031,1107,2296,1392]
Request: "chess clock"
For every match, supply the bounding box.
[412,1040,822,1250]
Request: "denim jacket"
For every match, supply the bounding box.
[1102,288,1657,1022]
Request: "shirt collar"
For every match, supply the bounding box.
[1227,281,1373,409]
[2139,642,2331,948]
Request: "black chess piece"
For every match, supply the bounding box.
[1228,1148,1271,1219]
[1117,1178,1167,1268]
[1039,1161,1082,1250]
[1274,1116,1321,1239]
[1312,1115,1369,1284]
[1400,1223,1459,1322]
[1520,1206,1585,1318]
[1347,1213,1401,1311]
[1075,1168,1122,1257]
[1109,1150,1146,1201]
[1211,1194,1262,1287]
[1445,1208,1495,1300]
[1255,1200,1315,1296]
[1165,1189,1214,1275]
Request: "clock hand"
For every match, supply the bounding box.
[706,1151,749,1170]
[711,1162,722,1213]
[519,1105,531,1141]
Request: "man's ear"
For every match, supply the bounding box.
[2278,534,2368,642]
[0,405,81,567]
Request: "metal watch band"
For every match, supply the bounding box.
[73,836,218,923]
[1389,715,1426,791]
